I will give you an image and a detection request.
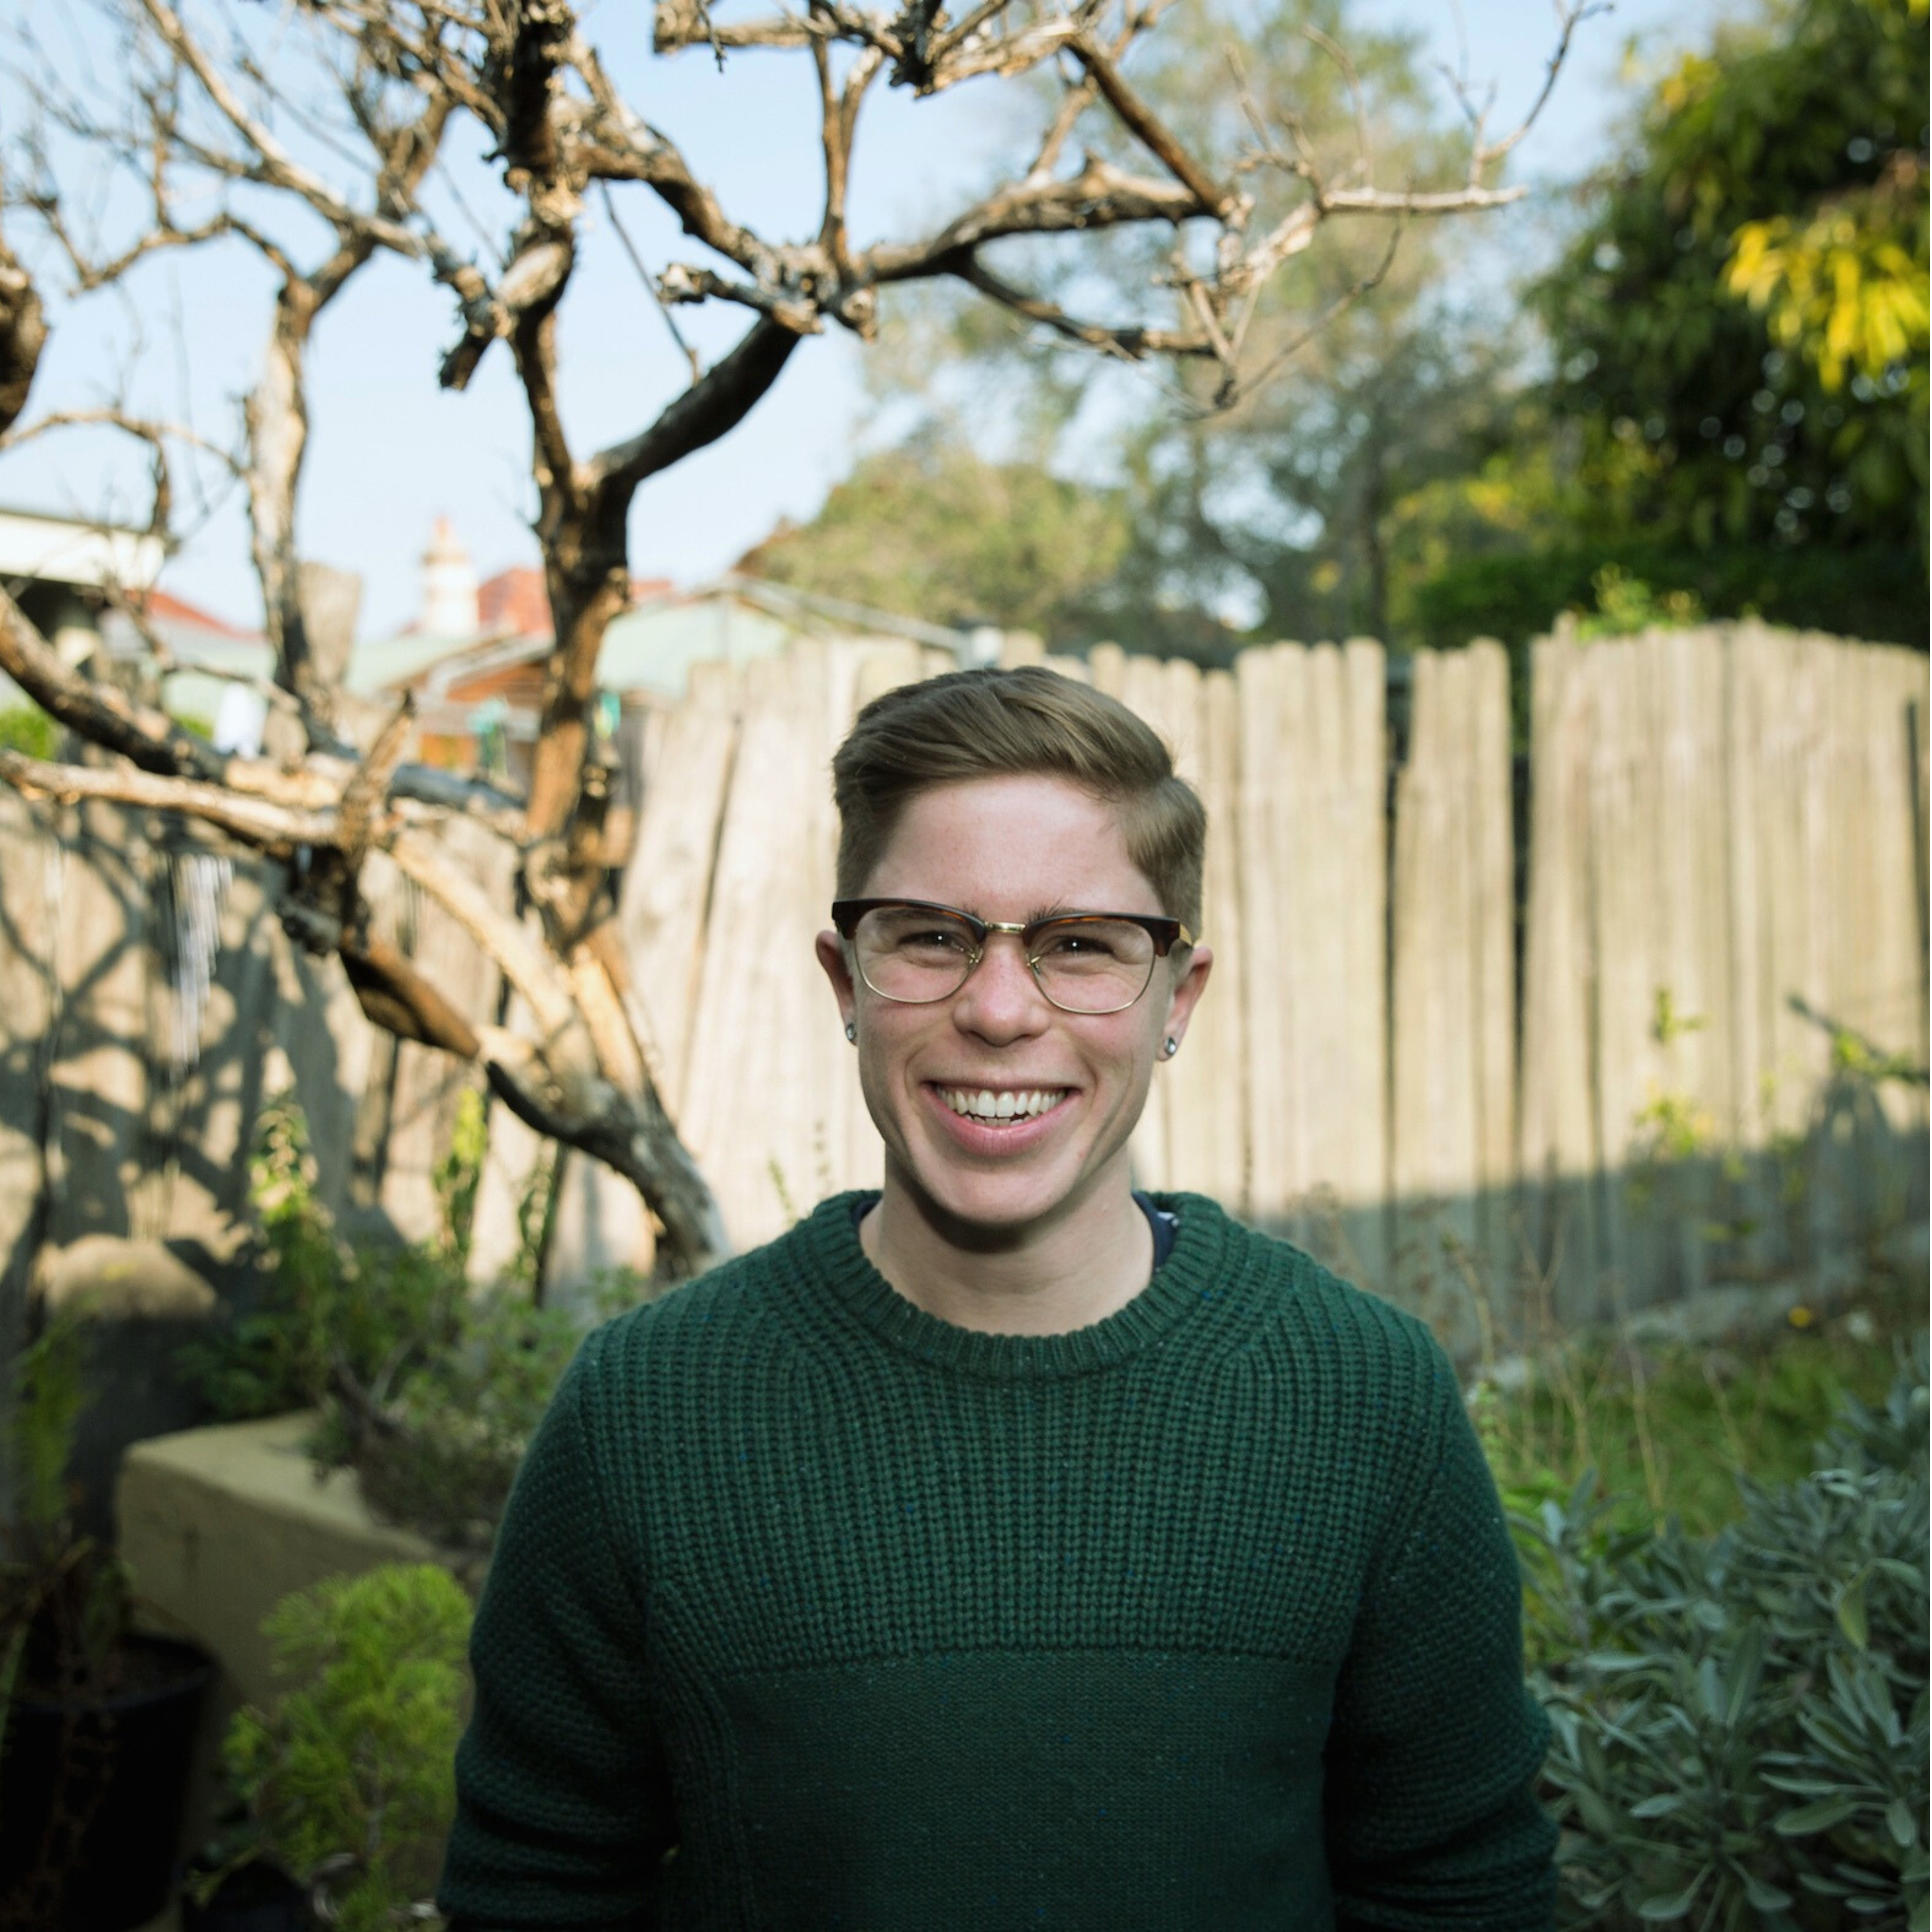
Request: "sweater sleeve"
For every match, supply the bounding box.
[437,1335,675,1930]
[1322,1339,1556,1931]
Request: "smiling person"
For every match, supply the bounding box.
[438,667,1557,1930]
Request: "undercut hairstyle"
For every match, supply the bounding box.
[831,665,1207,935]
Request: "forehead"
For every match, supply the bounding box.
[863,774,1158,915]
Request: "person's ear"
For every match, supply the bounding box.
[815,929,857,1037]
[1158,944,1212,1056]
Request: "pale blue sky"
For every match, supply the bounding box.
[6,0,1725,638]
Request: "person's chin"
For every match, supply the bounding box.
[904,1127,1096,1237]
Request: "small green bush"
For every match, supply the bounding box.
[223,1564,471,1932]
[1522,1350,1930,1930]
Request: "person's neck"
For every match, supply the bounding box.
[859,1168,1152,1337]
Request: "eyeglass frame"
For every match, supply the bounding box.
[829,897,1196,1016]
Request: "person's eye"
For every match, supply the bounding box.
[892,921,971,954]
[1041,929,1120,958]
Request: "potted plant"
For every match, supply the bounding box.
[189,1563,472,1932]
[0,1308,216,1931]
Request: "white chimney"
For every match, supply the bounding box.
[421,516,479,637]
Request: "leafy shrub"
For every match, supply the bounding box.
[179,1096,466,1423]
[344,1288,588,1552]
[1521,1349,1930,1929]
[221,1564,471,1932]
[181,1094,639,1550]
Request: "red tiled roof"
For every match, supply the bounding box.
[478,568,550,638]
[476,568,676,639]
[139,587,260,639]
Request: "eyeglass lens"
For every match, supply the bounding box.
[852,906,1157,1014]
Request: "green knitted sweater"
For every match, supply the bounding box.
[439,1192,1554,1931]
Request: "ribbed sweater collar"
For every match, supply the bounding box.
[777,1188,1241,1381]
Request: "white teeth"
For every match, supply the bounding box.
[939,1087,1066,1122]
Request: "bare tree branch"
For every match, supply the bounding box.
[657,262,823,333]
[0,746,329,848]
[0,220,48,436]
[955,253,1213,361]
[652,0,896,57]
[1464,1,1603,174]
[600,181,702,383]
[812,28,882,279]
[1068,33,1239,219]
[0,737,726,1264]
[589,315,806,498]
[861,158,1199,284]
[0,585,226,779]
[133,0,421,253]
[1,404,243,477]
[1207,216,1406,411]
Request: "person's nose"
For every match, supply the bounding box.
[951,932,1052,1043]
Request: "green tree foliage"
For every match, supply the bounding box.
[1518,0,1927,631]
[776,0,1926,659]
[747,0,1475,659]
[1143,310,1533,647]
[738,435,1139,649]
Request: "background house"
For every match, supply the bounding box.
[350,520,981,789]
[0,503,272,741]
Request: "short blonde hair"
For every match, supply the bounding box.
[831,666,1206,934]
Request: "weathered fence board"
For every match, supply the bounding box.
[1391,641,1515,1342]
[622,658,744,1117]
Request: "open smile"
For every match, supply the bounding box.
[934,1085,1071,1123]
[920,1082,1076,1151]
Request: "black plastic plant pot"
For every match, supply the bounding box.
[182,1859,312,1932]
[0,1629,216,1932]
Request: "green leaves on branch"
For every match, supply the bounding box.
[1727,169,1931,394]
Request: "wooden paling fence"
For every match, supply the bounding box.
[0,622,1925,1359]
